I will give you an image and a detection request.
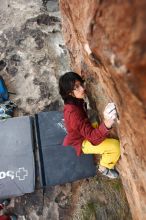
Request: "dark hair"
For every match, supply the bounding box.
[59,71,84,104]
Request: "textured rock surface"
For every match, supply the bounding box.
[60,1,146,219]
[0,0,132,219]
[0,0,70,115]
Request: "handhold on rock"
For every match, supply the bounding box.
[84,43,103,67]
[89,53,103,67]
[84,43,92,55]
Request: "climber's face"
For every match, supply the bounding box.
[72,80,86,99]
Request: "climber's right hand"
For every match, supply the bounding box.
[103,103,117,129]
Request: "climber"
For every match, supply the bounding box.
[59,72,120,179]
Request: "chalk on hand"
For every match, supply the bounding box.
[107,102,120,124]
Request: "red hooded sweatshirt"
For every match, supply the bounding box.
[63,100,110,156]
[0,216,11,220]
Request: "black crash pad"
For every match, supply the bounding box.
[35,111,96,187]
[0,116,35,199]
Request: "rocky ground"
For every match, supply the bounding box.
[1,174,131,220]
[0,0,132,219]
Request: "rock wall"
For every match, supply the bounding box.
[0,0,133,219]
[60,1,146,219]
[0,0,137,219]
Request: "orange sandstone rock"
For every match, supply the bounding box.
[60,1,146,219]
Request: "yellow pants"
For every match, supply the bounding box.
[82,122,120,169]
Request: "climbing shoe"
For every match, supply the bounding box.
[98,167,119,179]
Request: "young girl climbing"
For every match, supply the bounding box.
[59,72,120,179]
